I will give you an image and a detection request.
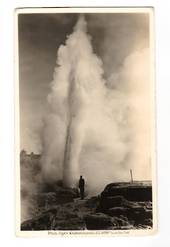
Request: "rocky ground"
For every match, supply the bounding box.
[21,181,152,231]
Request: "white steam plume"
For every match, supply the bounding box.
[41,15,150,194]
[107,48,152,180]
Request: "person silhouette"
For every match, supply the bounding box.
[79,175,85,200]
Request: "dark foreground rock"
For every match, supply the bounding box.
[101,181,152,202]
[21,207,86,230]
[21,198,97,231]
[21,181,153,231]
[99,181,152,228]
[21,199,133,231]
[84,213,133,230]
[21,186,79,219]
[36,186,79,208]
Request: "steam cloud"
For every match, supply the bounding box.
[21,14,152,221]
[40,15,151,194]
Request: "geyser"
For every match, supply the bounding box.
[41,14,150,193]
[41,15,129,191]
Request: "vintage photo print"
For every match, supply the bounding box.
[15,7,156,236]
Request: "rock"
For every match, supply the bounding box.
[85,196,100,210]
[98,182,153,229]
[21,208,58,230]
[128,207,152,226]
[144,218,152,227]
[27,186,79,214]
[21,206,86,231]
[36,188,79,208]
[111,216,133,230]
[21,181,153,231]
[100,195,128,211]
[101,181,152,202]
[107,207,129,217]
[84,213,114,230]
[84,213,134,230]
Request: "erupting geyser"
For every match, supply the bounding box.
[61,15,108,187]
[41,15,129,191]
[41,14,148,192]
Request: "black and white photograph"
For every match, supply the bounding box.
[15,7,156,236]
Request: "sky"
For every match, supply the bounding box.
[18,12,150,154]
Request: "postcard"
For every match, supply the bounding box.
[15,7,156,236]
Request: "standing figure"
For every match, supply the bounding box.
[79,175,85,200]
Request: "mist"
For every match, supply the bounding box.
[40,14,151,194]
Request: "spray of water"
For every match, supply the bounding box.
[40,15,129,193]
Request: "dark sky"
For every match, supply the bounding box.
[18,12,149,152]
